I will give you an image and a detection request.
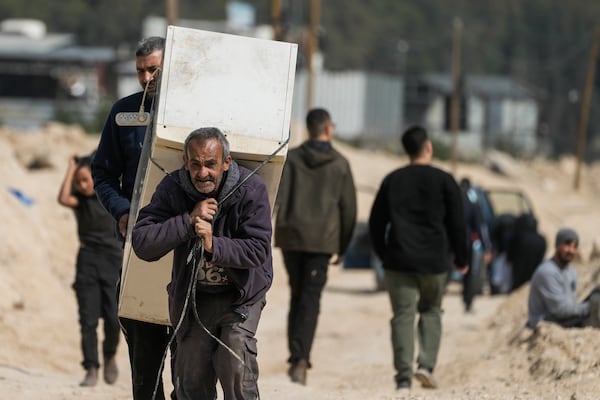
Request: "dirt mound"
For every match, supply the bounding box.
[0,124,98,372]
[479,257,600,398]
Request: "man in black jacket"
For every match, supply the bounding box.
[369,125,468,391]
[275,108,357,385]
[91,36,174,400]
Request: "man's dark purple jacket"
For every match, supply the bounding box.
[131,161,273,336]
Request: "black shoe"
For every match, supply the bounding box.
[396,379,411,391]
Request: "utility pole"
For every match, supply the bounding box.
[166,0,178,26]
[271,0,283,41]
[574,25,600,191]
[450,17,463,175]
[306,0,320,111]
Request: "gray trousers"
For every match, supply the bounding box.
[384,270,447,384]
[174,291,265,400]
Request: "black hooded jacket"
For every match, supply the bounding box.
[507,214,547,291]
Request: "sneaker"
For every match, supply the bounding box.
[396,379,411,391]
[414,367,437,389]
[103,356,119,385]
[80,367,98,387]
[465,303,473,313]
[287,359,308,385]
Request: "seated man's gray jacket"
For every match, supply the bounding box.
[132,161,273,335]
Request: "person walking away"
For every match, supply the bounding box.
[58,153,122,387]
[91,36,175,399]
[488,213,516,294]
[132,127,273,400]
[507,213,546,292]
[369,125,468,391]
[458,177,491,312]
[274,108,357,385]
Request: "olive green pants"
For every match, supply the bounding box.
[384,270,447,384]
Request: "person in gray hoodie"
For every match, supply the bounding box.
[132,127,273,400]
[274,108,357,385]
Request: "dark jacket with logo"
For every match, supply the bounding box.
[274,140,357,255]
[91,91,151,224]
[131,161,273,335]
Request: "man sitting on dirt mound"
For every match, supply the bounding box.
[527,228,600,329]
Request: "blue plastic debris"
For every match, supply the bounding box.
[7,187,35,206]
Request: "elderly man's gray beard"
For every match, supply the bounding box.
[178,162,239,203]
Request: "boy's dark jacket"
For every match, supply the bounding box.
[132,161,273,336]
